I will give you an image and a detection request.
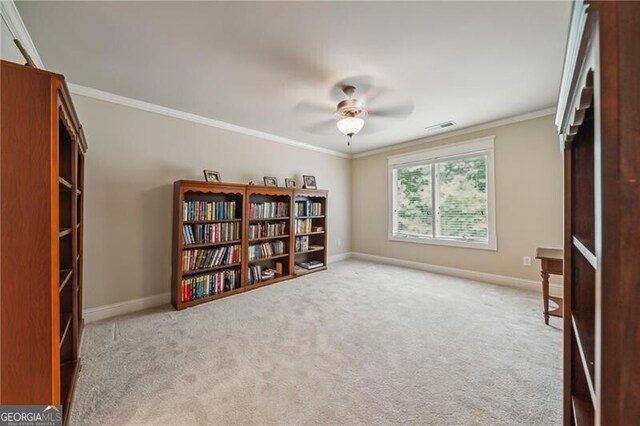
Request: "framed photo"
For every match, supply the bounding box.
[285,178,297,188]
[263,176,278,187]
[303,175,317,189]
[203,170,221,183]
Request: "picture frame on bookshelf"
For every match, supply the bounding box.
[264,176,278,187]
[285,178,297,188]
[203,170,221,182]
[303,175,317,189]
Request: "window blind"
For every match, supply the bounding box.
[393,153,489,243]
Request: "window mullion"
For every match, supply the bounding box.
[432,164,438,238]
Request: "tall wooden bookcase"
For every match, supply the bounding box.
[0,60,87,423]
[556,1,640,424]
[292,189,328,275]
[171,181,246,309]
[171,181,328,310]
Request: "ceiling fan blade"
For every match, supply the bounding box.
[294,100,334,116]
[302,118,337,135]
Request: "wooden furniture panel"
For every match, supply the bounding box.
[0,60,87,424]
[557,1,640,424]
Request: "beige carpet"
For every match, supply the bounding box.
[71,259,562,425]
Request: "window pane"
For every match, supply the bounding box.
[436,156,488,241]
[395,164,433,237]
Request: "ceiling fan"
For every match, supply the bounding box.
[295,77,414,150]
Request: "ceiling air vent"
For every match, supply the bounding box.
[425,121,456,132]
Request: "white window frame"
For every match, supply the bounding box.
[388,136,497,250]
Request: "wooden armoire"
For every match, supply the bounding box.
[556,1,639,424]
[0,60,87,423]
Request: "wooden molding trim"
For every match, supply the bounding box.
[67,83,351,159]
[352,107,557,159]
[0,0,45,68]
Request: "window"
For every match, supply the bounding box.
[388,136,496,250]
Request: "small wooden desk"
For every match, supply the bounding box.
[536,248,563,325]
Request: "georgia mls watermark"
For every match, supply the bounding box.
[0,405,62,426]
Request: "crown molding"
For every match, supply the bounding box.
[68,84,350,159]
[0,0,44,68]
[351,106,557,158]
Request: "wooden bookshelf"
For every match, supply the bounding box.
[172,182,329,309]
[171,181,246,310]
[246,186,293,288]
[557,2,640,424]
[0,60,87,425]
[293,189,328,276]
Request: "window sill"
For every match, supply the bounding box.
[388,234,497,251]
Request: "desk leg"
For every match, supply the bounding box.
[541,270,550,325]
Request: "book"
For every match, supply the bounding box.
[248,221,287,239]
[299,260,324,270]
[180,268,240,302]
[182,245,242,272]
[183,200,237,221]
[183,222,240,245]
[248,240,286,260]
[249,202,289,219]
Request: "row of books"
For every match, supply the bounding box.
[249,202,288,219]
[295,201,322,217]
[183,201,237,222]
[295,236,310,252]
[248,240,285,261]
[248,221,287,239]
[183,223,240,245]
[295,219,313,234]
[247,265,278,285]
[182,245,241,272]
[181,269,240,302]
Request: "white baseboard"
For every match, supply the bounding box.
[84,251,559,323]
[84,254,353,323]
[328,252,353,263]
[351,252,563,296]
[83,292,171,323]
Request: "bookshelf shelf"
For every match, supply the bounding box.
[296,215,324,219]
[572,236,596,268]
[247,274,291,289]
[183,240,242,249]
[295,247,325,255]
[59,177,72,190]
[59,313,72,347]
[572,315,596,405]
[182,262,242,277]
[172,181,328,310]
[249,216,290,222]
[184,218,242,224]
[59,270,73,292]
[59,228,72,237]
[249,253,289,262]
[179,287,244,308]
[294,266,327,276]
[249,234,289,243]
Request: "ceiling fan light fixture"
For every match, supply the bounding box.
[336,116,365,136]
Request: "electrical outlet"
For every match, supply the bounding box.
[337,238,343,247]
[522,256,532,266]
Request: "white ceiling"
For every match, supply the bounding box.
[16,1,572,154]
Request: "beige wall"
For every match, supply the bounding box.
[1,17,25,63]
[74,95,351,309]
[351,115,563,282]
